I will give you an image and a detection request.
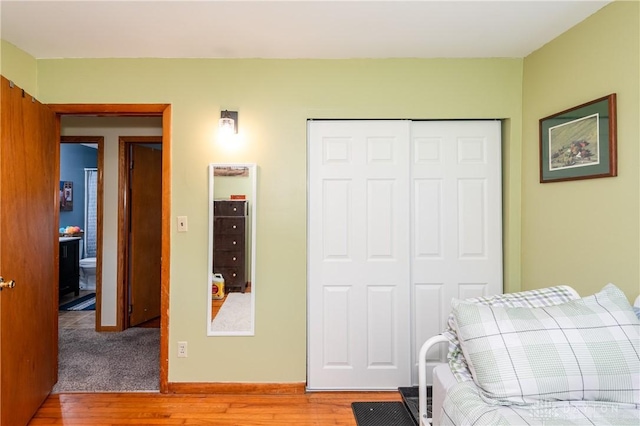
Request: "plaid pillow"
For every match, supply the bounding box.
[451,283,640,406]
[443,285,580,382]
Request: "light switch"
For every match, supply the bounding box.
[177,216,188,232]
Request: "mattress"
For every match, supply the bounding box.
[432,363,457,426]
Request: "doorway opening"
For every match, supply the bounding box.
[50,103,171,393]
[58,136,104,331]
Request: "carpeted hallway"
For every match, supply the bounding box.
[55,294,160,393]
[54,326,159,393]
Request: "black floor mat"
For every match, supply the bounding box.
[352,401,416,426]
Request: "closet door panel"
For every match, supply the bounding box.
[309,120,411,390]
[458,178,487,258]
[458,283,490,300]
[366,179,396,259]
[414,284,446,370]
[411,120,502,385]
[322,179,351,259]
[322,286,351,366]
[414,179,443,258]
[367,285,397,367]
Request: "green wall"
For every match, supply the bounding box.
[3,2,636,384]
[23,57,521,383]
[522,0,639,301]
[5,2,636,384]
[0,40,37,95]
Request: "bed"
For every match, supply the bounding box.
[418,284,640,426]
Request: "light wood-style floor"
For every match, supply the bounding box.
[59,309,95,329]
[30,391,402,425]
[46,287,391,425]
[58,290,96,330]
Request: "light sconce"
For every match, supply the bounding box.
[219,110,238,136]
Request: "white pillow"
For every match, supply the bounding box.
[451,283,640,406]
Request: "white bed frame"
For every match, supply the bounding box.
[417,335,449,426]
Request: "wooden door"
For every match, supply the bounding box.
[0,77,58,425]
[308,120,412,389]
[129,144,162,326]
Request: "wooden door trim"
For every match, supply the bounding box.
[60,136,104,332]
[49,104,167,115]
[51,104,171,393]
[118,136,163,330]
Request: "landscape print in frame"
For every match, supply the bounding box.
[539,94,617,183]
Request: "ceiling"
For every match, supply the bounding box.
[1,0,611,59]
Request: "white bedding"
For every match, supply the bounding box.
[440,381,640,426]
[425,286,640,426]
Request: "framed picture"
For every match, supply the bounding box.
[59,181,73,211]
[539,94,617,183]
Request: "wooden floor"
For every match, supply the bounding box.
[45,286,397,425]
[30,391,402,425]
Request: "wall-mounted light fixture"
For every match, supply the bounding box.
[219,110,238,136]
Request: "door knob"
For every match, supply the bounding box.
[0,277,16,290]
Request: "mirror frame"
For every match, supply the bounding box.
[207,163,257,336]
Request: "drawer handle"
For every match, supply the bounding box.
[232,225,237,229]
[233,241,237,245]
[232,257,237,261]
[233,207,237,211]
[232,273,237,277]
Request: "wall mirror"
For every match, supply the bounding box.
[207,163,256,336]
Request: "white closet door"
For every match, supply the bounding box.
[410,120,503,385]
[308,120,412,390]
[308,120,502,390]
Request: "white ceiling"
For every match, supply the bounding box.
[1,0,611,59]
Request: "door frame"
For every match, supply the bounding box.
[49,104,171,392]
[59,136,105,331]
[118,136,163,330]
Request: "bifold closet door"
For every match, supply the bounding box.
[410,120,503,385]
[308,120,412,390]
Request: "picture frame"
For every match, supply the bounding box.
[539,94,617,183]
[59,181,73,211]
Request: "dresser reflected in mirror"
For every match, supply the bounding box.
[207,163,256,336]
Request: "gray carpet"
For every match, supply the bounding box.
[53,328,160,393]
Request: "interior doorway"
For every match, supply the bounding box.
[55,129,163,393]
[50,103,172,393]
[59,136,104,331]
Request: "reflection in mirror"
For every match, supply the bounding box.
[207,163,256,336]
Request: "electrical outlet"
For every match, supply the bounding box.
[177,341,188,358]
[177,216,188,232]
